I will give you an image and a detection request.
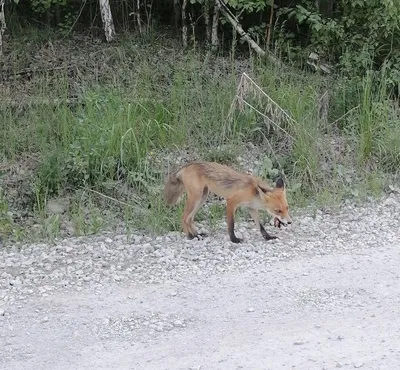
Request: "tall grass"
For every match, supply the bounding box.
[356,70,400,171]
[1,33,399,240]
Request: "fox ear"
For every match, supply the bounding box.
[257,186,271,200]
[257,184,272,194]
[275,177,285,189]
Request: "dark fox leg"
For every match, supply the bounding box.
[226,198,242,243]
[249,208,277,241]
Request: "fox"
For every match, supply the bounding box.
[164,161,292,243]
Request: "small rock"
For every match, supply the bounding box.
[46,199,66,215]
[144,244,154,253]
[293,340,304,345]
[247,307,255,313]
[353,362,364,368]
[173,320,183,327]
[0,309,5,316]
[170,291,177,297]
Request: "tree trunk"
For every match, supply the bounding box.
[182,0,188,47]
[204,0,211,46]
[99,0,116,42]
[211,0,220,51]
[0,0,5,56]
[319,0,334,18]
[136,0,143,35]
[55,3,61,26]
[265,0,274,49]
[173,0,180,31]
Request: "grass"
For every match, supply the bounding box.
[0,30,399,243]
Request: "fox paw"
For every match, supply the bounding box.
[187,232,207,240]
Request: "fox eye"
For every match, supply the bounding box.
[275,210,282,214]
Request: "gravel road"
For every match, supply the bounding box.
[1,194,400,370]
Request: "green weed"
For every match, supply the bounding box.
[1,33,399,241]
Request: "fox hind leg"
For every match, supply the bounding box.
[226,198,242,243]
[182,187,209,240]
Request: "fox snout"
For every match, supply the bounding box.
[277,214,292,226]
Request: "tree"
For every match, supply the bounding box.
[0,0,6,55]
[99,0,116,42]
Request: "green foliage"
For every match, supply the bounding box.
[226,0,271,12]
[1,29,399,241]
[190,0,271,12]
[279,0,400,87]
[258,156,279,179]
[0,187,23,242]
[0,188,13,238]
[31,0,67,13]
[203,145,239,164]
[6,0,400,88]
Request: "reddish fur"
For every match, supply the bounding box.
[164,161,292,243]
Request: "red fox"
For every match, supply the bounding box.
[164,161,292,243]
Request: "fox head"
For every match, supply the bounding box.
[258,178,292,226]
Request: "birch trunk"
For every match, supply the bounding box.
[0,0,6,56]
[136,0,143,35]
[211,0,220,51]
[99,0,116,42]
[204,0,211,46]
[182,0,188,47]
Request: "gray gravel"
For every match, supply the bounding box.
[1,193,400,369]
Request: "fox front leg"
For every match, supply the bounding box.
[249,208,278,241]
